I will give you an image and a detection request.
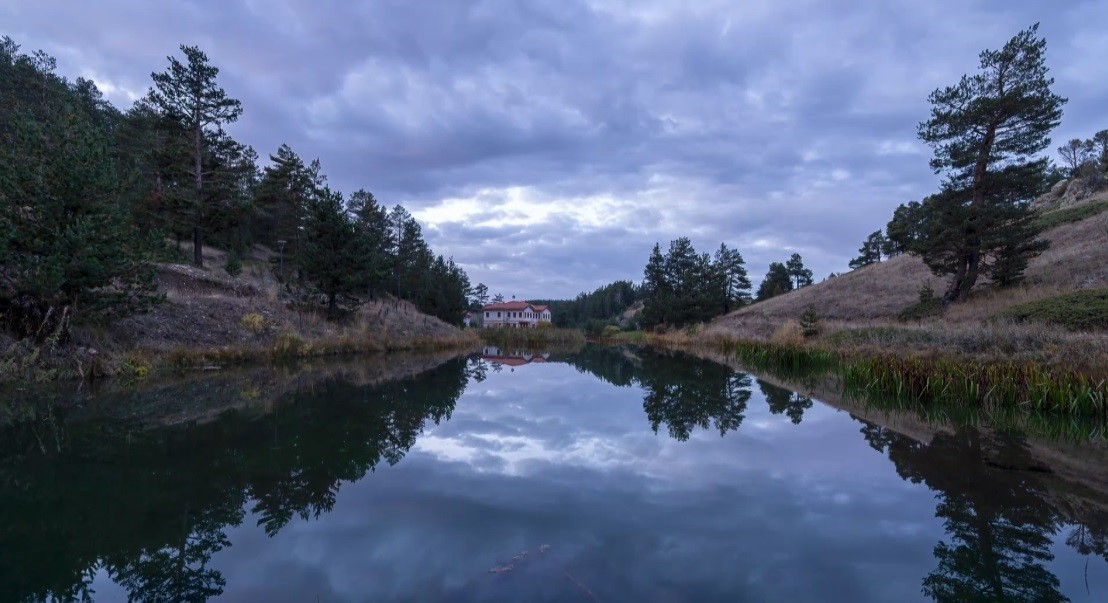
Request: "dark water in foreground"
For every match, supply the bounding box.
[1,347,1106,602]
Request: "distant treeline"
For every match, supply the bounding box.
[638,239,815,329]
[550,242,818,332]
[0,38,470,336]
[533,280,641,330]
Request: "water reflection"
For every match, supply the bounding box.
[758,379,814,425]
[862,422,1108,602]
[0,346,1104,601]
[0,357,470,602]
[480,346,550,369]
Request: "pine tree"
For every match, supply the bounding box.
[1093,130,1108,170]
[347,189,391,299]
[147,45,242,268]
[885,200,925,257]
[256,144,320,280]
[756,262,793,301]
[202,131,259,255]
[916,24,1064,302]
[714,243,752,313]
[662,237,701,325]
[299,187,366,318]
[0,38,159,337]
[640,242,670,328]
[1057,138,1095,176]
[470,283,489,308]
[785,253,813,289]
[849,231,885,269]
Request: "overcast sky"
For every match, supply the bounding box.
[5,1,1106,299]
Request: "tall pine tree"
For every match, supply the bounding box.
[147,45,242,268]
[714,243,752,313]
[916,24,1064,302]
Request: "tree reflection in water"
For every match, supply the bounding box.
[861,421,1108,602]
[0,357,471,603]
[1,348,1105,602]
[757,379,813,425]
[639,352,753,440]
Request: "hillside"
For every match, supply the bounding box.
[706,187,1108,371]
[2,243,477,382]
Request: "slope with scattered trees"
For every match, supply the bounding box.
[0,38,477,381]
[697,25,1107,376]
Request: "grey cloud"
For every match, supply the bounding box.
[5,0,1106,297]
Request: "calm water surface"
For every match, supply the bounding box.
[1,347,1106,602]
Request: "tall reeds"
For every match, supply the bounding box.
[638,330,1107,420]
[842,356,1107,417]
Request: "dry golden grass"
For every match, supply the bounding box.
[770,320,805,346]
[699,199,1108,374]
[19,243,481,382]
[713,199,1108,334]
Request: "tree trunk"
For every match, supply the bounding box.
[193,225,203,268]
[943,255,970,304]
[193,116,204,268]
[953,118,997,303]
[328,292,337,319]
[960,249,981,302]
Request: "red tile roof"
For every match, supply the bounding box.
[482,301,549,312]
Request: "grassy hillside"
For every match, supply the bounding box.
[1,243,478,382]
[705,188,1108,372]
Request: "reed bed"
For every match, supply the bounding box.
[638,330,1107,420]
[843,356,1107,417]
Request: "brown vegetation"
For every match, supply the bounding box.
[703,190,1108,374]
[1,248,478,382]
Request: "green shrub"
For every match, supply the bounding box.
[898,281,943,322]
[1000,288,1108,331]
[799,305,821,337]
[601,324,622,338]
[224,252,243,277]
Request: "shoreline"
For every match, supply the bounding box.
[0,329,481,385]
[0,260,482,385]
[607,329,1108,419]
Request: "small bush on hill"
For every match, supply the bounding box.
[799,306,821,337]
[224,252,243,277]
[898,282,943,322]
[240,312,267,334]
[771,320,805,346]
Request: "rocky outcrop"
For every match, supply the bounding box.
[1034,175,1107,211]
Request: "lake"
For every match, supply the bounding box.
[1,346,1106,602]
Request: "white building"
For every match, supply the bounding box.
[482,301,552,329]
